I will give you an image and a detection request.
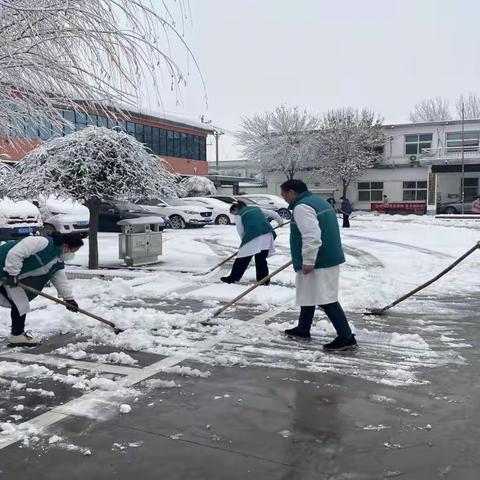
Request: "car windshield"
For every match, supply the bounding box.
[163,198,188,207]
[116,201,148,212]
[236,197,258,205]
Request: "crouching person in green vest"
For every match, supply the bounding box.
[221,200,277,285]
[280,180,357,352]
[0,232,84,347]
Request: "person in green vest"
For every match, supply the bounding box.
[280,180,357,351]
[0,232,84,347]
[220,200,277,284]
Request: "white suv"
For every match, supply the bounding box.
[237,194,292,220]
[36,196,90,237]
[181,197,235,225]
[135,198,213,229]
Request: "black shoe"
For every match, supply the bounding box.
[284,327,311,341]
[323,335,357,352]
[220,276,236,284]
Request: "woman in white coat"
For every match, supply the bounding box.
[220,201,277,285]
[0,232,84,346]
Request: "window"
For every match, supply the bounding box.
[199,136,206,160]
[166,130,174,156]
[358,182,383,201]
[152,127,160,155]
[446,131,480,151]
[25,119,39,138]
[405,133,432,155]
[464,177,479,201]
[173,131,180,156]
[186,134,195,159]
[63,110,75,135]
[39,121,52,140]
[159,128,167,155]
[97,116,108,128]
[126,121,135,135]
[135,123,144,143]
[86,114,97,126]
[403,181,427,201]
[180,133,187,157]
[144,125,152,148]
[75,112,87,130]
[193,135,200,160]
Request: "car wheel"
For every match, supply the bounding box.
[169,215,186,229]
[215,214,231,225]
[278,208,292,220]
[43,223,56,235]
[443,206,458,214]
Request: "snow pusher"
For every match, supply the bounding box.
[18,283,124,334]
[201,260,293,326]
[366,241,480,316]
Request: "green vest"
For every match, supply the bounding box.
[0,237,64,300]
[289,191,345,272]
[239,206,276,247]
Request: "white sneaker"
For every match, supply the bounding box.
[8,331,39,347]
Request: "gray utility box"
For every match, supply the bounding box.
[118,216,165,267]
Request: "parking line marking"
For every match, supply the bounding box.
[0,352,141,376]
[0,339,220,450]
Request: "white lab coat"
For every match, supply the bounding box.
[0,236,73,316]
[293,204,339,306]
[234,215,275,259]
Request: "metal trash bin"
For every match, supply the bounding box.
[117,216,165,267]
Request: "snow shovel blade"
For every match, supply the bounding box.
[364,308,387,316]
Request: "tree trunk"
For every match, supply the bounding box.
[86,197,100,270]
[342,180,349,198]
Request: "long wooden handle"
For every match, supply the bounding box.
[372,241,480,314]
[200,220,292,276]
[213,260,293,317]
[18,282,122,332]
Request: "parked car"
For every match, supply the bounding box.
[207,194,292,220]
[181,197,235,225]
[0,198,43,242]
[207,195,258,205]
[99,200,165,232]
[237,194,292,220]
[35,196,90,237]
[134,198,213,229]
[439,201,474,214]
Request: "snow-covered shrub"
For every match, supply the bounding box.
[179,176,216,197]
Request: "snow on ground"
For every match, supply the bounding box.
[0,214,479,445]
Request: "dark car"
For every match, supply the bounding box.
[98,200,166,232]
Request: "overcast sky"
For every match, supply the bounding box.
[142,0,480,161]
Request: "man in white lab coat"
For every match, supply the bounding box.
[280,180,357,351]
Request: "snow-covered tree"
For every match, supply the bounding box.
[179,176,216,197]
[0,162,16,198]
[237,106,320,180]
[0,0,200,141]
[317,108,385,198]
[12,127,180,269]
[456,93,480,120]
[409,97,452,123]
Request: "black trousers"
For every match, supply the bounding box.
[0,285,26,336]
[342,213,350,228]
[229,249,269,282]
[297,302,352,339]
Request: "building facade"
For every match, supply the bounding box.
[0,106,215,176]
[245,119,480,212]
